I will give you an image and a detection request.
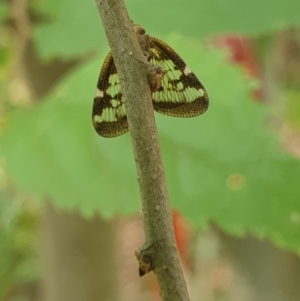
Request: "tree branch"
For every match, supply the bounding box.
[94,1,190,300]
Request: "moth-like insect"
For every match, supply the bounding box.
[92,25,209,137]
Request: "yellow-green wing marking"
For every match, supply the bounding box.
[92,53,128,138]
[149,37,209,117]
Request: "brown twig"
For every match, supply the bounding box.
[94,0,190,300]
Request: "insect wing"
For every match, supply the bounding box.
[149,37,209,117]
[92,53,128,137]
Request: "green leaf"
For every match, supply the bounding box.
[0,2,8,23]
[1,36,300,253]
[33,0,106,58]
[157,36,300,252]
[33,0,300,58]
[1,59,139,217]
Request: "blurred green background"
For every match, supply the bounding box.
[1,0,300,300]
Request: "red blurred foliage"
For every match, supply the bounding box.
[213,35,263,100]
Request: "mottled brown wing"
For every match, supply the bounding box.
[92,35,209,138]
[149,37,209,117]
[92,52,128,137]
